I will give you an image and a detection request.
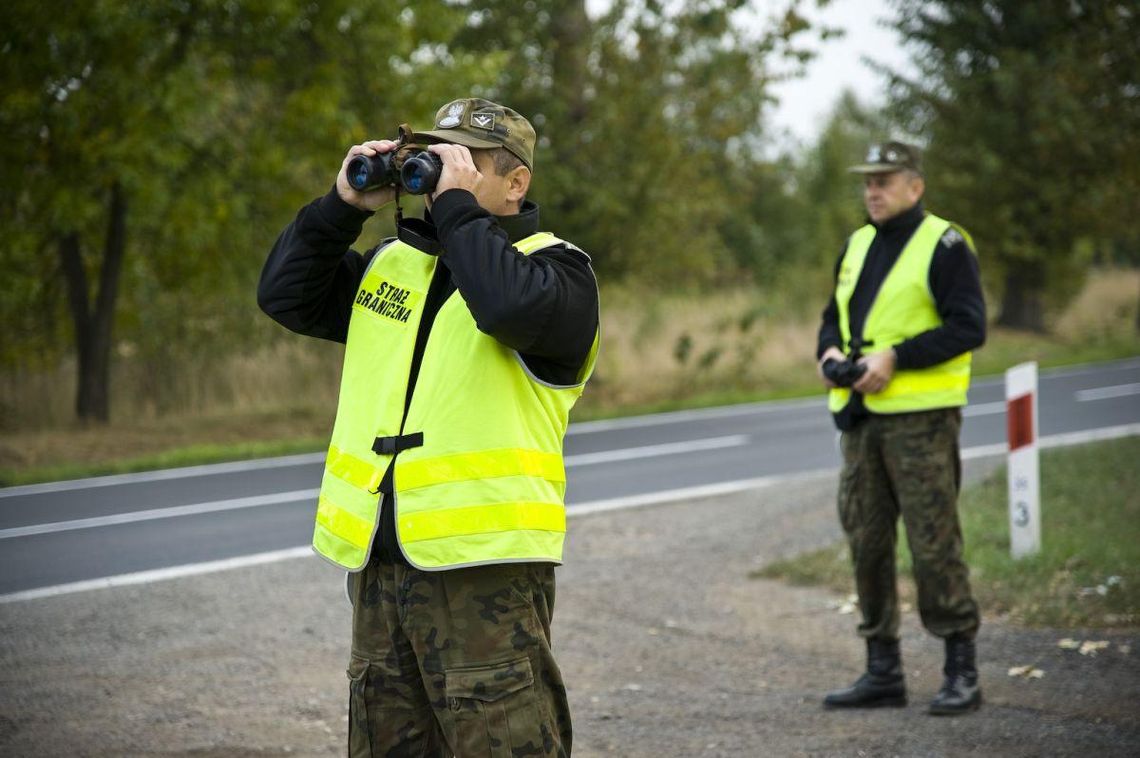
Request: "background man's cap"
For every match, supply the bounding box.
[848,141,923,174]
[413,98,536,170]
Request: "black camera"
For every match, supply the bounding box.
[345,124,444,196]
[822,358,867,388]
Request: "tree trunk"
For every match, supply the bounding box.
[56,181,128,424]
[550,0,590,131]
[996,269,1046,332]
[547,0,591,223]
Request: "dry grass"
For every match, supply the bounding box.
[1,268,1137,480]
[584,287,818,411]
[1054,268,1140,340]
[0,339,344,472]
[0,407,335,473]
[1,340,344,432]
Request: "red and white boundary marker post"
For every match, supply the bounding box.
[1005,361,1041,558]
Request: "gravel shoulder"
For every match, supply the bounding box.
[1,466,1137,757]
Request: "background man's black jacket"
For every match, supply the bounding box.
[816,202,986,429]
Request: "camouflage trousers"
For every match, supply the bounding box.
[346,554,571,758]
[838,407,980,641]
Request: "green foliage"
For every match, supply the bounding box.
[881,0,1140,329]
[0,0,491,383]
[721,91,888,308]
[1,0,827,423]
[451,0,821,283]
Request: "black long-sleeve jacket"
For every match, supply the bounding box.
[258,187,599,561]
[816,202,986,428]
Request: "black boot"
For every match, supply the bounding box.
[823,638,907,709]
[929,634,982,715]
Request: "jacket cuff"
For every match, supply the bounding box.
[816,340,842,360]
[316,186,374,234]
[891,342,914,370]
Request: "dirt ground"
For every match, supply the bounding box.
[1,468,1137,757]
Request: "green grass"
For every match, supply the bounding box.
[971,330,1140,379]
[755,436,1140,628]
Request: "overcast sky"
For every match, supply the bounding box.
[583,0,916,148]
[764,0,914,146]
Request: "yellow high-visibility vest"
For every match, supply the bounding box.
[828,213,974,414]
[314,232,598,571]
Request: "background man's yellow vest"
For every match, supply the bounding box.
[315,232,598,571]
[828,213,974,415]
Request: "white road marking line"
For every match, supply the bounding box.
[0,489,318,540]
[567,399,825,434]
[567,468,835,516]
[5,357,1136,497]
[565,435,749,465]
[1075,383,1140,402]
[959,442,1008,460]
[3,423,1138,604]
[0,547,314,604]
[0,452,325,499]
[962,401,1007,417]
[0,470,834,605]
[1036,423,1140,449]
[959,422,1140,460]
[6,422,1140,542]
[2,437,750,539]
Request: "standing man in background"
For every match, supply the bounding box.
[816,141,986,716]
[259,97,598,755]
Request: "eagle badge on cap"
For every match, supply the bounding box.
[438,102,464,128]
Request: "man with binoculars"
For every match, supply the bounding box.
[259,97,598,756]
[815,141,986,716]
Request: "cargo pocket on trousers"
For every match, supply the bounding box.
[346,656,373,755]
[444,656,545,758]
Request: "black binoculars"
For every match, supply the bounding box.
[347,149,443,196]
[345,124,443,196]
[822,358,867,388]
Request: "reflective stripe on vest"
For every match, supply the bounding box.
[828,213,974,415]
[313,231,598,571]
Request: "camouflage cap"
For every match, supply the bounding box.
[413,97,536,170]
[848,140,923,175]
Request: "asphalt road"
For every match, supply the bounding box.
[1,357,1137,599]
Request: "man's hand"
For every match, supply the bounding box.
[817,346,847,389]
[428,143,482,199]
[853,349,896,395]
[337,140,399,211]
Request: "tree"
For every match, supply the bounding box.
[0,0,486,423]
[451,0,822,283]
[1,0,830,427]
[719,90,890,303]
[796,91,889,273]
[882,0,1140,331]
